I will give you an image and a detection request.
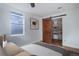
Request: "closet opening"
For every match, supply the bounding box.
[52,18,62,46]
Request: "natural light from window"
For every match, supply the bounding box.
[11,12,24,36]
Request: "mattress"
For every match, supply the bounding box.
[20,42,64,56]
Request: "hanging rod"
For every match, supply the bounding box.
[51,14,67,18]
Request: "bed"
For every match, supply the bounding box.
[0,42,66,56]
[0,34,67,56]
[0,42,79,56]
[0,35,78,56]
[20,42,66,56]
[0,42,36,56]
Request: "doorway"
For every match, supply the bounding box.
[42,17,62,46]
[52,18,62,46]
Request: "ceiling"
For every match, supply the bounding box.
[6,3,79,17]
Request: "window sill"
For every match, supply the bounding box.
[10,34,24,36]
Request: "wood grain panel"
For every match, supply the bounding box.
[43,17,53,44]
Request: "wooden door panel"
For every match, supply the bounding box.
[43,17,53,44]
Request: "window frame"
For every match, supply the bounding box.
[10,12,25,36]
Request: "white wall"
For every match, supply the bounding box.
[0,4,10,35]
[0,4,42,46]
[62,7,79,48]
[42,5,79,49]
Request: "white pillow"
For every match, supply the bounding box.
[4,43,23,56]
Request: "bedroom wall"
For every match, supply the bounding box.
[0,4,10,35]
[0,4,42,46]
[62,7,79,48]
[42,5,79,49]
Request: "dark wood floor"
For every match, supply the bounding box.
[52,39,62,47]
[63,46,79,56]
[51,40,79,56]
[42,39,62,46]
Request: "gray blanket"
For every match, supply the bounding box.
[35,42,67,56]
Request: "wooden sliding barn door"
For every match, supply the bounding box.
[43,17,53,44]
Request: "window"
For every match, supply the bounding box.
[11,12,24,35]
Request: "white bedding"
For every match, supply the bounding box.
[21,44,62,56]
